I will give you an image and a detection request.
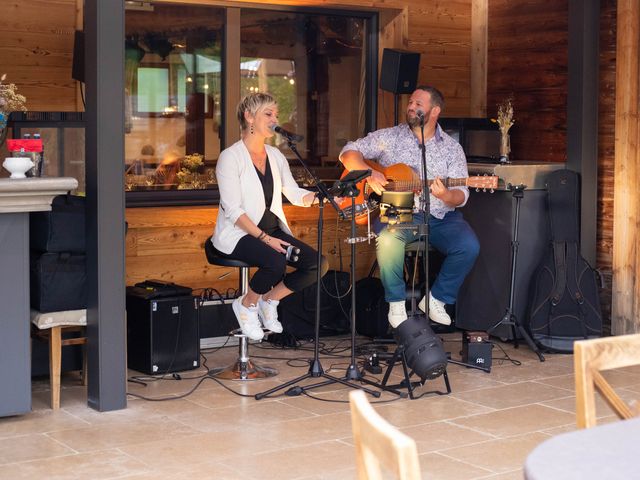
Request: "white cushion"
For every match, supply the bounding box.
[31,309,87,329]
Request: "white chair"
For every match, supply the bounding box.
[349,390,421,479]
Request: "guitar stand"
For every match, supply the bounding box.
[360,340,452,400]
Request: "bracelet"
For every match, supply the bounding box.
[257,231,266,240]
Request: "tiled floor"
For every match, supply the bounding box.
[1,333,639,479]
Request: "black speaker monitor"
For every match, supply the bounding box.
[380,49,420,94]
[72,30,84,83]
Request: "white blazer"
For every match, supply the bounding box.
[212,140,312,254]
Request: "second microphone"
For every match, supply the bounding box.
[271,124,304,142]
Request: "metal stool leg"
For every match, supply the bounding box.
[209,266,278,381]
[209,330,278,380]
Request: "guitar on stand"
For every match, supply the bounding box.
[338,160,499,224]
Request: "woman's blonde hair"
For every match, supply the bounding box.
[237,92,276,130]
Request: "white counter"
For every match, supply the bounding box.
[0,177,78,417]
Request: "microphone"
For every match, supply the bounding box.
[285,245,300,262]
[271,124,304,142]
[415,109,425,125]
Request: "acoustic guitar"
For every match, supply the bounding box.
[339,160,498,225]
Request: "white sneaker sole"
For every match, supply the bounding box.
[232,298,265,341]
[258,312,283,334]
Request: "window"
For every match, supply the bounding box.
[124,2,376,205]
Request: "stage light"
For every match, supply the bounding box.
[395,315,447,381]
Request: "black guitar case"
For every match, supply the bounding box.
[526,169,602,352]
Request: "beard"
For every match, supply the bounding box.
[406,108,431,128]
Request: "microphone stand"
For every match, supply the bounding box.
[255,137,381,400]
[418,117,488,373]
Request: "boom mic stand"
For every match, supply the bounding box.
[255,138,381,400]
[487,184,545,362]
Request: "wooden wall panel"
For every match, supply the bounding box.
[126,205,377,293]
[487,0,568,163]
[0,0,79,112]
[5,0,474,118]
[598,0,617,333]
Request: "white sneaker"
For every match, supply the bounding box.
[258,298,283,333]
[388,301,408,328]
[418,292,452,326]
[232,295,264,341]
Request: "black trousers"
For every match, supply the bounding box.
[229,229,328,295]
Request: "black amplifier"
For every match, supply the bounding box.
[126,291,199,375]
[462,331,493,371]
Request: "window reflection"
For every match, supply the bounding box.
[123,4,371,198]
[124,4,223,192]
[240,11,367,168]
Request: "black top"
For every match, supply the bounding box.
[255,156,280,233]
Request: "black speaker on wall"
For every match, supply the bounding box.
[380,48,420,94]
[72,30,84,83]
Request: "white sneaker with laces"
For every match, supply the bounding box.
[232,295,264,341]
[418,292,452,326]
[258,297,283,333]
[388,301,408,328]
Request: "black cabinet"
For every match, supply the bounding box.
[456,189,551,339]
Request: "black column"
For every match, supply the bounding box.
[85,0,127,411]
[567,0,600,265]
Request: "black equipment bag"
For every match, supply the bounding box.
[273,270,351,341]
[30,194,86,253]
[355,276,390,338]
[526,169,602,352]
[30,252,87,312]
[128,279,193,300]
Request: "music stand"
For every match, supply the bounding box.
[255,141,381,400]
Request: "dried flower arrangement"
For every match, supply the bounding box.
[182,153,204,172]
[491,98,515,161]
[491,98,514,133]
[176,153,206,189]
[0,74,27,126]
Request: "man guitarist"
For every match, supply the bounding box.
[339,85,479,329]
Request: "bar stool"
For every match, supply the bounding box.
[204,237,278,380]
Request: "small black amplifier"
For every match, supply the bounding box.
[462,331,492,371]
[126,290,200,375]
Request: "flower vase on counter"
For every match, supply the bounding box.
[499,133,511,164]
[492,98,515,164]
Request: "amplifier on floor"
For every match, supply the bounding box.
[462,331,493,371]
[126,287,199,375]
[199,295,240,349]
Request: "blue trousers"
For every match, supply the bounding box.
[376,211,479,304]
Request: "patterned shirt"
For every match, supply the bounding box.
[340,123,469,219]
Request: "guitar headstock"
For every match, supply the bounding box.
[467,175,498,192]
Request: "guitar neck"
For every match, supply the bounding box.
[386,178,467,191]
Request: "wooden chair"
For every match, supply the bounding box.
[31,310,88,409]
[349,390,421,480]
[574,333,640,428]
